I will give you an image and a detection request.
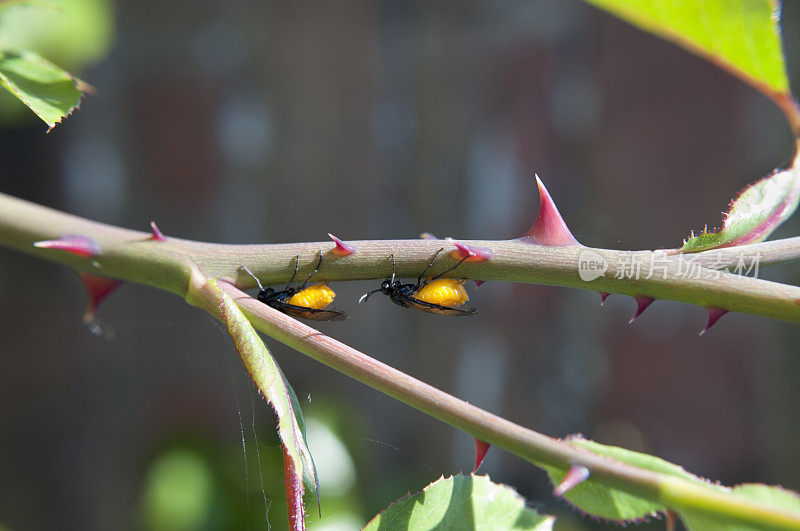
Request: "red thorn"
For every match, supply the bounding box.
[700,307,728,335]
[34,235,99,257]
[553,464,590,497]
[473,438,491,473]
[282,444,306,531]
[328,233,356,256]
[447,240,493,262]
[474,280,485,288]
[149,221,166,241]
[420,232,439,240]
[600,292,609,306]
[78,272,122,323]
[520,174,579,246]
[628,296,655,323]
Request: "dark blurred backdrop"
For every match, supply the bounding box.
[2,1,800,530]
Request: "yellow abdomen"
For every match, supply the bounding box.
[287,283,336,309]
[413,279,469,307]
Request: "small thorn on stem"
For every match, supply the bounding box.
[473,438,491,473]
[520,174,579,246]
[447,240,493,262]
[34,235,99,257]
[474,280,485,288]
[553,464,590,497]
[699,307,728,335]
[628,296,655,324]
[149,221,166,241]
[78,272,122,324]
[328,233,356,256]
[600,292,609,306]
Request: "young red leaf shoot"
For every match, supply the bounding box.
[553,464,590,497]
[33,235,99,257]
[520,174,579,246]
[628,296,655,323]
[328,233,355,256]
[473,438,491,473]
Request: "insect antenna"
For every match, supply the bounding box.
[358,288,382,304]
[390,253,396,284]
[240,265,265,292]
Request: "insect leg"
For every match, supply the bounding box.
[298,251,323,291]
[417,248,444,286]
[284,255,300,290]
[429,253,471,281]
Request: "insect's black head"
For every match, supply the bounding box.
[381,279,393,293]
[257,287,275,302]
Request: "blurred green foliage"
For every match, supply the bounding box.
[0,0,113,127]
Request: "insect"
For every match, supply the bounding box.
[240,253,348,321]
[358,248,476,316]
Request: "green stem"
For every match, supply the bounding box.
[1,192,800,324]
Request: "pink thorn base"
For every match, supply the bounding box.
[447,240,493,262]
[34,235,99,257]
[700,307,729,335]
[628,296,655,323]
[553,464,590,497]
[474,280,485,288]
[520,175,579,246]
[599,292,609,306]
[78,272,122,322]
[328,233,356,256]
[149,221,166,241]
[473,438,491,473]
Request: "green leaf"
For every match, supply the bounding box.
[186,273,319,524]
[681,165,800,252]
[543,436,718,522]
[363,474,554,531]
[0,0,114,68]
[583,0,789,95]
[680,484,800,530]
[0,50,86,129]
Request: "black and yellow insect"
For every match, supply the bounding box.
[241,254,348,321]
[358,248,476,316]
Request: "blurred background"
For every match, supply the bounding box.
[1,1,800,529]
